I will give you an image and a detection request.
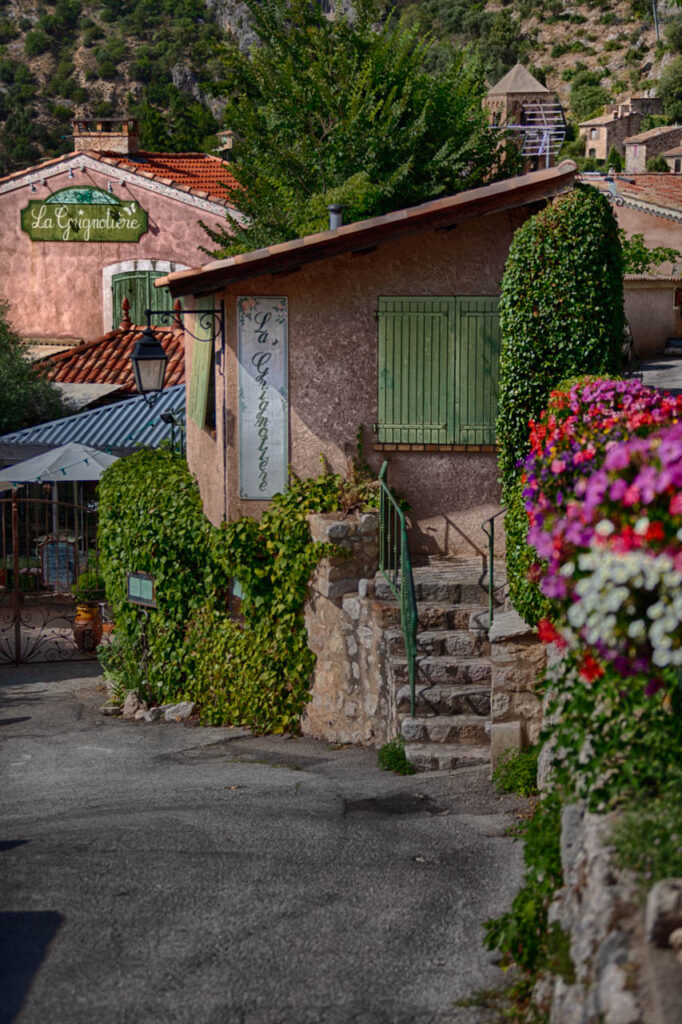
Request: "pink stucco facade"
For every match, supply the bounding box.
[0,158,227,342]
[624,278,682,356]
[183,208,533,559]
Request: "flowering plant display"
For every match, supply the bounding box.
[520,379,682,679]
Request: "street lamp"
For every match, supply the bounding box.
[130,324,169,405]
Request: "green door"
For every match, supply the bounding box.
[111,271,172,328]
[454,297,501,445]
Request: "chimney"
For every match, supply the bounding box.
[328,203,344,230]
[72,118,140,156]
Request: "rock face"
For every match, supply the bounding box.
[646,879,682,947]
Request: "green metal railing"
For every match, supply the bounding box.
[481,507,507,626]
[378,462,418,718]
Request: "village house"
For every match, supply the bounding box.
[584,172,682,355]
[624,123,682,173]
[0,117,237,353]
[155,162,577,560]
[578,94,661,161]
[483,64,565,171]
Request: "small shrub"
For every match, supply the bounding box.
[378,735,416,775]
[492,745,539,798]
[613,791,682,884]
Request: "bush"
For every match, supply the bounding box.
[646,155,670,172]
[496,185,623,499]
[24,30,50,57]
[492,745,539,797]
[377,735,416,775]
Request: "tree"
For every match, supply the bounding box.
[620,231,680,273]
[659,56,682,122]
[570,69,609,122]
[0,303,69,434]
[205,0,520,256]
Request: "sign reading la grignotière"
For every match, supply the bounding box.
[21,186,148,243]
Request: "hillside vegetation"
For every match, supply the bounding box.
[0,0,681,177]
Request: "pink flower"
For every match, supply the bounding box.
[670,493,682,516]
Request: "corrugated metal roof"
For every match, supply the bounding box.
[0,385,186,456]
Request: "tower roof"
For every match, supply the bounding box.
[487,63,550,97]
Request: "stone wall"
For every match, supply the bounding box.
[302,511,398,746]
[488,609,546,770]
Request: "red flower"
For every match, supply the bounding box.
[579,653,604,684]
[645,521,665,544]
[537,618,567,649]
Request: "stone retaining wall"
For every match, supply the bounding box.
[302,511,397,746]
[488,609,546,769]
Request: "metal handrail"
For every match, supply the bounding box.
[481,508,507,627]
[378,462,418,718]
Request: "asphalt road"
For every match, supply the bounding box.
[0,663,526,1024]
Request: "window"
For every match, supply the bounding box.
[188,296,217,433]
[590,128,598,140]
[376,296,500,446]
[111,270,172,328]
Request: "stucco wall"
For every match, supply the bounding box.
[624,279,681,356]
[0,164,226,340]
[186,207,528,556]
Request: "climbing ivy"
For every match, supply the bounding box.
[98,446,376,732]
[496,184,624,499]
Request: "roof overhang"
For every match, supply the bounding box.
[157,161,578,298]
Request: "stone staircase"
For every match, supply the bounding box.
[374,558,507,771]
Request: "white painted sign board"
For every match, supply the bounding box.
[238,296,288,499]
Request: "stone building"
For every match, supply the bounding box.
[662,145,682,173]
[579,95,661,161]
[484,64,565,170]
[0,117,238,351]
[625,124,682,173]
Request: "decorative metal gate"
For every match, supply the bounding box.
[0,492,106,664]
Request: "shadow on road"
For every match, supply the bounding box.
[0,910,63,1024]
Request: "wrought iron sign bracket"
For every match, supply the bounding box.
[144,301,226,376]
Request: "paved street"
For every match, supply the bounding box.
[0,663,525,1024]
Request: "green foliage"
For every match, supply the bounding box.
[24,29,51,57]
[542,655,682,810]
[377,734,416,775]
[496,185,624,499]
[620,231,680,273]
[97,447,377,732]
[613,790,682,884]
[0,301,69,433]
[504,479,551,628]
[606,145,622,171]
[646,154,670,172]
[205,0,519,256]
[570,68,609,121]
[484,795,574,985]
[659,55,682,121]
[666,14,682,54]
[492,745,539,797]
[72,569,106,603]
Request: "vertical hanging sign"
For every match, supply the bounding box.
[238,296,288,499]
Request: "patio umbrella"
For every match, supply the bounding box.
[0,443,118,488]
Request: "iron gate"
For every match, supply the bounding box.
[0,492,106,664]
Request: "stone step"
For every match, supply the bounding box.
[386,627,491,659]
[374,576,504,605]
[401,714,490,746]
[376,601,489,632]
[396,684,490,717]
[404,742,491,772]
[391,656,492,687]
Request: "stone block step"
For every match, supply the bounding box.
[391,656,492,687]
[401,714,489,746]
[376,601,489,632]
[386,627,490,659]
[374,576,504,605]
[404,743,491,772]
[396,684,490,717]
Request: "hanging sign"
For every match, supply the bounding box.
[238,296,288,499]
[21,186,148,243]
[126,571,157,609]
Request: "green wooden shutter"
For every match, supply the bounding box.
[187,296,215,428]
[111,271,171,328]
[454,296,500,445]
[377,297,455,444]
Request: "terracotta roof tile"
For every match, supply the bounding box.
[91,151,239,204]
[613,173,682,213]
[37,324,184,393]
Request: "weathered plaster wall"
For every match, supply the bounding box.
[615,204,682,275]
[302,511,397,746]
[625,278,682,356]
[187,207,528,555]
[0,165,226,340]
